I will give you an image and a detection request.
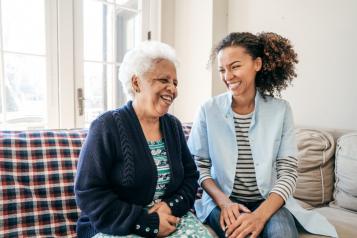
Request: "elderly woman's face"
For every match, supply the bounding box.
[135,59,177,117]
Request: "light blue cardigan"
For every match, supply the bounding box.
[187,92,337,237]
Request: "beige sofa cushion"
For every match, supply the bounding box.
[298,206,357,238]
[294,129,335,206]
[332,133,357,212]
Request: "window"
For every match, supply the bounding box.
[78,0,145,127]
[0,0,154,130]
[0,0,57,130]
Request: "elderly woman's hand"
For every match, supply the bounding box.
[219,202,251,231]
[149,201,178,237]
[157,212,179,237]
[148,201,172,215]
[225,212,265,238]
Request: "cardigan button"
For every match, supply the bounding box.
[154,229,158,233]
[136,225,140,230]
[169,202,173,207]
[175,199,179,203]
[145,227,150,232]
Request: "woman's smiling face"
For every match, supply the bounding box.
[218,46,262,98]
[134,59,178,117]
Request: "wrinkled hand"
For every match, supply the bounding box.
[157,212,180,238]
[226,212,265,238]
[148,202,172,215]
[219,202,251,231]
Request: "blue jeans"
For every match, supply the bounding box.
[205,200,298,238]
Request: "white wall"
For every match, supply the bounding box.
[169,0,213,122]
[164,0,357,130]
[160,0,228,123]
[211,0,229,96]
[159,0,175,46]
[228,0,357,130]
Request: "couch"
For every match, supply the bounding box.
[293,128,357,238]
[0,125,356,237]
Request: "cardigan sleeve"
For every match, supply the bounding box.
[162,119,199,217]
[74,115,159,237]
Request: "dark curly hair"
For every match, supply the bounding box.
[212,32,298,97]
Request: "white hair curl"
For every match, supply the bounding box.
[118,41,178,100]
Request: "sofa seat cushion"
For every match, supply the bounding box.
[293,129,335,207]
[333,132,357,212]
[0,130,87,237]
[299,206,357,238]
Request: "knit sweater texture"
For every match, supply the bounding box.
[75,101,199,238]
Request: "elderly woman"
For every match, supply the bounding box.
[74,41,212,238]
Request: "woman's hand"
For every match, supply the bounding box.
[157,212,180,237]
[148,202,172,215]
[226,193,286,238]
[219,202,251,231]
[225,212,265,238]
[149,202,176,237]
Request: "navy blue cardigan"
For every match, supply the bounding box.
[75,101,199,238]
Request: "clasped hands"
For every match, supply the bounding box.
[219,202,265,238]
[148,201,180,237]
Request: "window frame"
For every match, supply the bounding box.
[0,0,157,130]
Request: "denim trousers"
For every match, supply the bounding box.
[205,199,298,238]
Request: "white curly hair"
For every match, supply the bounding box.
[119,40,178,100]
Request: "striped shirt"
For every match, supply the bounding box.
[195,112,298,202]
[231,112,262,201]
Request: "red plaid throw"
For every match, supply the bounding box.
[181,123,192,141]
[0,129,87,238]
[181,123,204,214]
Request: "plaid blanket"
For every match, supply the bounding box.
[0,129,87,238]
[181,123,192,141]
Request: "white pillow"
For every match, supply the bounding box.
[332,132,357,212]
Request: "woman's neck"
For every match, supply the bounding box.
[132,100,161,141]
[231,90,256,115]
[132,100,159,122]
